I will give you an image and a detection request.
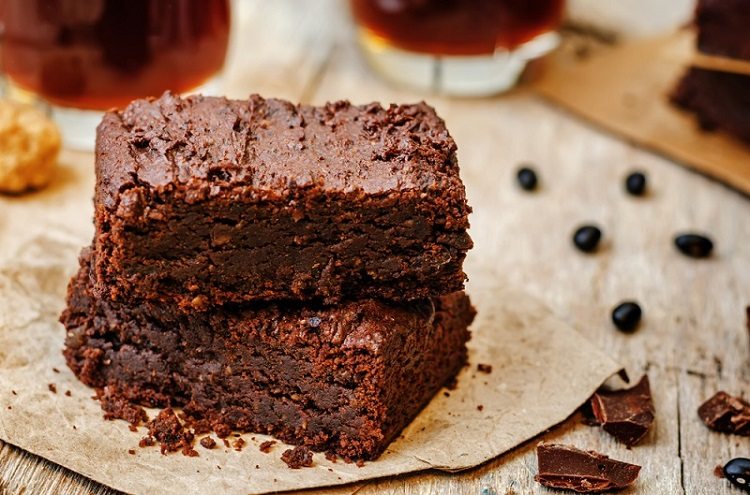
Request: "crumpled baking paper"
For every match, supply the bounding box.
[0,152,620,495]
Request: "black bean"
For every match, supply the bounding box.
[674,233,713,258]
[625,171,647,196]
[516,166,538,191]
[724,458,750,492]
[573,225,602,253]
[611,301,642,332]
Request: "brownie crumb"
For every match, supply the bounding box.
[443,392,450,397]
[714,464,725,478]
[97,386,148,427]
[255,465,260,469]
[259,440,276,453]
[128,449,136,455]
[200,436,217,449]
[7,406,11,410]
[356,459,366,468]
[477,363,493,374]
[128,424,138,433]
[233,438,246,451]
[281,446,314,469]
[213,423,232,438]
[477,405,484,411]
[325,452,338,463]
[223,438,231,448]
[11,390,16,395]
[147,408,195,455]
[48,383,57,393]
[139,436,155,448]
[52,367,60,373]
[64,390,72,397]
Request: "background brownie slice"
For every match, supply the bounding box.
[671,68,750,144]
[695,0,750,61]
[94,92,471,308]
[61,250,475,460]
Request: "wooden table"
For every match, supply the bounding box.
[1,1,748,493]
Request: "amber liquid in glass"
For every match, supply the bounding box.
[0,0,230,110]
[350,0,564,56]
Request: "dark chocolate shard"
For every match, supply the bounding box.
[698,391,750,436]
[535,443,641,493]
[590,375,655,447]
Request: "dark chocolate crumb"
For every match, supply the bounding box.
[477,405,484,411]
[281,445,314,469]
[259,440,276,453]
[7,406,11,410]
[255,465,259,469]
[200,436,217,449]
[11,390,16,395]
[64,390,71,397]
[714,465,725,478]
[72,425,77,430]
[477,363,493,374]
[128,449,136,455]
[443,391,450,397]
[48,383,57,393]
[52,367,60,373]
[223,439,231,448]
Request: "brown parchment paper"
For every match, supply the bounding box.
[533,30,750,195]
[0,153,621,495]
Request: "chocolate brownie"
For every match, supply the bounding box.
[671,68,750,144]
[61,250,475,459]
[695,0,750,61]
[94,92,471,308]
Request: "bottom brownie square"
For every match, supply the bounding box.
[671,67,750,144]
[60,250,475,459]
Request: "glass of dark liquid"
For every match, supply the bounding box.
[349,0,564,96]
[0,0,231,149]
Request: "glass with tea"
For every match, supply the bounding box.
[349,0,565,95]
[0,0,231,149]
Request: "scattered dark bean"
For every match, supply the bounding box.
[724,458,750,492]
[573,225,602,253]
[625,171,647,196]
[675,233,713,258]
[612,301,642,332]
[516,166,538,191]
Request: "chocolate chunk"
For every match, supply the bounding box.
[535,443,641,493]
[590,375,655,446]
[200,436,217,449]
[281,445,314,469]
[259,440,276,453]
[698,391,750,436]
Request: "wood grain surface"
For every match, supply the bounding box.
[1,1,748,494]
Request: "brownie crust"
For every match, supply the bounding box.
[94,92,472,308]
[61,250,475,459]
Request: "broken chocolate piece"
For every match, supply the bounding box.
[698,391,750,436]
[590,375,655,446]
[535,443,641,493]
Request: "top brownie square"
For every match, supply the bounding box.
[94,92,472,308]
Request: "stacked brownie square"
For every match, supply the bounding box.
[60,92,475,460]
[671,0,750,143]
